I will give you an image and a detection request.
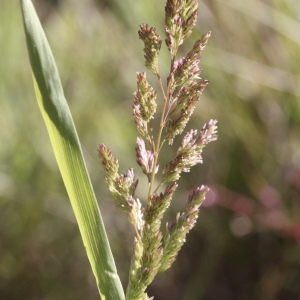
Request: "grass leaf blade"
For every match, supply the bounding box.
[20,1,125,299]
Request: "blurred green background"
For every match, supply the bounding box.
[1,0,300,299]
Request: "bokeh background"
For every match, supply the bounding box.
[1,0,300,299]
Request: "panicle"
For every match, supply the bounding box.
[100,0,218,298]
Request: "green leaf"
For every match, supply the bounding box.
[20,1,125,299]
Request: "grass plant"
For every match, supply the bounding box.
[0,0,296,298]
[21,0,216,299]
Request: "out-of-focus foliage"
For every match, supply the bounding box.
[1,0,300,299]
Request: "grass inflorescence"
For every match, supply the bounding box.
[99,0,217,299]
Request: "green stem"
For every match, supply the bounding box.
[147,54,178,199]
[147,73,168,202]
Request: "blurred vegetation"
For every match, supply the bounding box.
[1,0,300,299]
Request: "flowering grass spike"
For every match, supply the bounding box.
[99,0,217,299]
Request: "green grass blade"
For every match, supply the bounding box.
[20,1,125,299]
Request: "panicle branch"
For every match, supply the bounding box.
[170,31,211,89]
[138,24,162,76]
[159,185,209,272]
[134,72,157,123]
[162,119,217,183]
[135,137,157,181]
[133,73,157,142]
[98,144,143,234]
[165,0,199,58]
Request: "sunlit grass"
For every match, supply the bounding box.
[1,0,300,298]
